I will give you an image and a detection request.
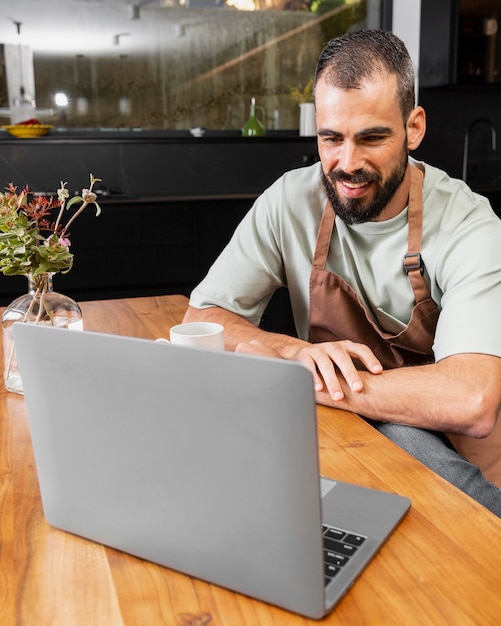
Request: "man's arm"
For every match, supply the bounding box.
[183,304,308,353]
[184,302,385,404]
[315,353,501,439]
[183,305,501,439]
[183,304,383,392]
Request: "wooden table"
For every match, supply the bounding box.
[2,294,501,626]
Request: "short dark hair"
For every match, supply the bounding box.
[314,29,416,122]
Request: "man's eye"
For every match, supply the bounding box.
[324,136,342,144]
[363,135,385,143]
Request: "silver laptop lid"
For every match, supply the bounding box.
[14,324,327,618]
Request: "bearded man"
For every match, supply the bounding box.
[184,29,501,517]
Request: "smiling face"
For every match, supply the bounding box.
[315,72,426,224]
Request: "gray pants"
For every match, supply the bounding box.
[365,420,501,518]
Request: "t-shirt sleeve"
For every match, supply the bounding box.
[189,183,287,326]
[432,204,501,361]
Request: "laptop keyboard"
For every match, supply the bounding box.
[322,524,367,586]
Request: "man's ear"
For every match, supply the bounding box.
[406,106,426,151]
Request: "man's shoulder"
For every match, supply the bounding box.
[411,157,455,190]
[256,161,325,218]
[414,158,496,221]
[273,160,323,190]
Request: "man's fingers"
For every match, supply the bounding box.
[236,339,383,404]
[297,341,383,401]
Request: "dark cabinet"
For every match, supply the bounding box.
[0,194,255,304]
[0,132,318,310]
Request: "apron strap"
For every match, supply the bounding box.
[404,165,431,304]
[312,199,335,269]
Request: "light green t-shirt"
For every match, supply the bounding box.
[190,158,501,362]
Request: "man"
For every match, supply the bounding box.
[184,30,501,516]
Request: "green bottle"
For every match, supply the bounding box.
[241,97,265,137]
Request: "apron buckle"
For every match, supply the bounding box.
[404,253,424,275]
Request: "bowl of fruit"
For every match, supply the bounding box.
[2,118,54,138]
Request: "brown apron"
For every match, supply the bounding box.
[309,165,439,369]
[308,164,501,488]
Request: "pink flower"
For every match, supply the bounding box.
[58,236,71,248]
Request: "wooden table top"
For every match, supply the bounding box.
[2,294,501,626]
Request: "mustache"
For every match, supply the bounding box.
[327,169,382,185]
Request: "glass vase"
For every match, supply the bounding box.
[1,273,83,394]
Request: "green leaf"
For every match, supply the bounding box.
[66,195,83,209]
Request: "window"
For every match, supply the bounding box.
[0,0,371,131]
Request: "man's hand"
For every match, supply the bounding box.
[235,340,282,359]
[236,338,383,401]
[292,340,383,400]
[184,306,501,436]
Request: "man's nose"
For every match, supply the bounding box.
[337,142,365,174]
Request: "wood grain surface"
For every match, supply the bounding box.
[2,295,501,626]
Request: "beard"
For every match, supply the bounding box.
[321,142,409,225]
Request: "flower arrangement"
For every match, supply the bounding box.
[1,174,102,394]
[289,77,314,104]
[0,174,102,279]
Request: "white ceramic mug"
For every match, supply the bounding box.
[164,321,225,350]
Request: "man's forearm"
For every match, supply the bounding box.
[317,353,501,439]
[182,305,307,354]
[183,306,501,439]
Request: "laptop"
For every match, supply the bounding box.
[13,323,411,619]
